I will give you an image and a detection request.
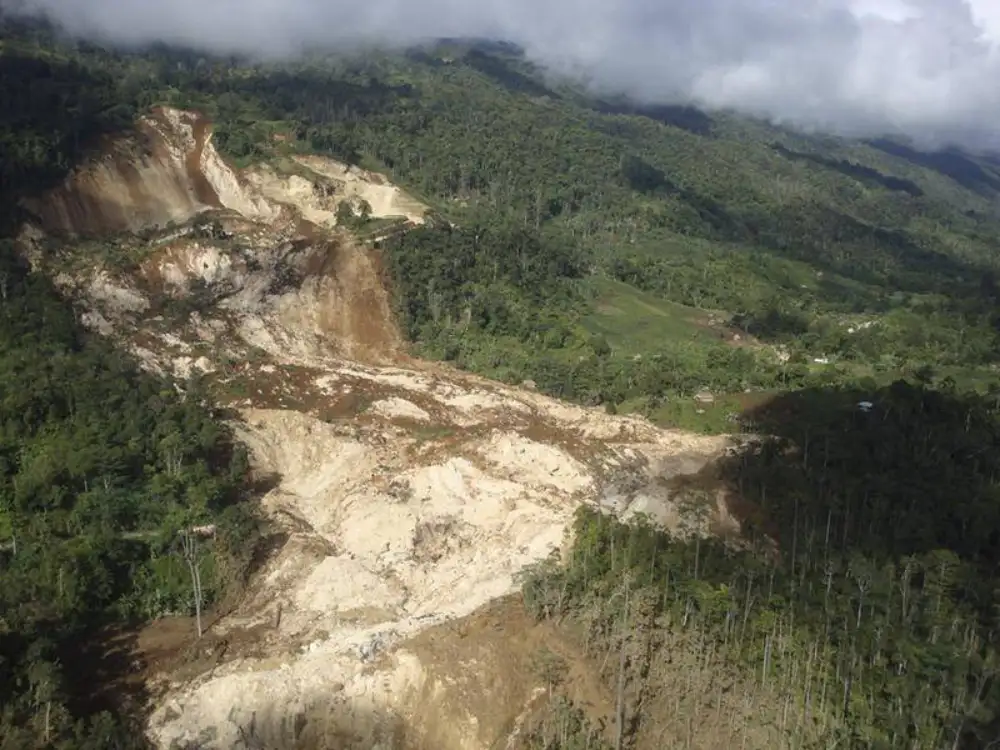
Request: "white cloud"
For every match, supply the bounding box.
[5,0,1000,149]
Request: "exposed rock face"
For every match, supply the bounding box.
[22,108,738,750]
[247,155,428,228]
[22,108,276,236]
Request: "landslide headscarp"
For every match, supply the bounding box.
[22,108,276,237]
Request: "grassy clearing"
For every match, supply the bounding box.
[583,277,725,355]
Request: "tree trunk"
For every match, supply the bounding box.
[615,582,631,750]
[181,531,204,639]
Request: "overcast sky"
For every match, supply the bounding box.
[5,0,1000,150]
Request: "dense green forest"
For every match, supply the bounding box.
[5,11,1000,749]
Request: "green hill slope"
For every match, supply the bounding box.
[7,27,1000,430]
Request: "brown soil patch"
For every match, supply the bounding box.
[520,417,613,467]
[184,112,222,209]
[402,596,615,749]
[315,237,403,363]
[24,109,200,236]
[64,610,269,723]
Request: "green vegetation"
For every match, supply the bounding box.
[0,242,261,747]
[100,35,1000,426]
[522,382,1000,748]
[582,277,723,356]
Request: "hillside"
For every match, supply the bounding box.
[7,24,1000,432]
[2,17,1000,750]
[172,41,1000,429]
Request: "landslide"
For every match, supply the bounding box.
[18,108,742,750]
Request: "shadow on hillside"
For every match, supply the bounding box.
[618,154,741,237]
[592,99,714,136]
[748,201,976,296]
[564,383,1000,750]
[462,50,562,99]
[722,380,1000,569]
[867,138,1000,196]
[771,143,923,197]
[715,381,1000,747]
[204,67,408,167]
[59,625,150,724]
[241,68,408,120]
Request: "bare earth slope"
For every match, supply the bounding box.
[19,109,738,750]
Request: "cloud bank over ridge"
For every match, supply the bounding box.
[5,0,1000,149]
